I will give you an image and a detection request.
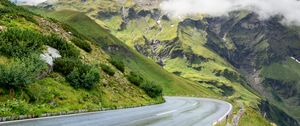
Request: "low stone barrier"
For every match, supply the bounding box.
[0,102,161,123]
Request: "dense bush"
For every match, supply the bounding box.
[109,58,125,73]
[127,72,144,86]
[0,0,37,24]
[54,58,100,89]
[53,58,82,75]
[0,6,16,14]
[140,82,163,98]
[223,69,239,80]
[0,28,44,57]
[100,64,115,76]
[71,37,92,52]
[45,35,80,58]
[127,72,162,98]
[0,28,81,59]
[66,64,100,90]
[0,55,47,89]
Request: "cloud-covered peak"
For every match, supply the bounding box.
[160,0,300,26]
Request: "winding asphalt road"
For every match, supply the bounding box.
[0,97,232,126]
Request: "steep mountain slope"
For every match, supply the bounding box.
[26,8,218,97]
[202,12,300,123]
[35,0,300,125]
[0,0,164,118]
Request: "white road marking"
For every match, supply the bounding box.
[291,57,300,64]
[156,110,177,116]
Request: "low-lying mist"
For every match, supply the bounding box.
[160,0,300,26]
[13,0,47,5]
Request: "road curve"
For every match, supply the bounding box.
[0,97,232,126]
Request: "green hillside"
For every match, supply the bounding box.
[28,0,300,125]
[261,58,300,121]
[29,9,220,97]
[0,0,163,118]
[25,6,275,126]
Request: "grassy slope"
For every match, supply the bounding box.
[261,58,300,121]
[27,8,218,97]
[0,1,160,117]
[83,7,261,104]
[27,3,272,125]
[176,21,271,126]
[98,15,271,126]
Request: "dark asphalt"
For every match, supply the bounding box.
[0,97,232,126]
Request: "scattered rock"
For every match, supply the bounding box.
[40,46,61,66]
[0,26,6,31]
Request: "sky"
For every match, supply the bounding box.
[160,0,300,26]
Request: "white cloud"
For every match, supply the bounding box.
[13,0,47,5]
[160,0,300,25]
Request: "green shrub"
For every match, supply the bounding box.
[66,64,100,89]
[71,37,92,52]
[222,69,241,82]
[26,79,61,103]
[0,0,15,7]
[100,64,115,76]
[127,72,163,98]
[54,58,101,90]
[45,35,80,58]
[0,28,44,57]
[0,6,15,14]
[140,81,163,98]
[0,99,31,116]
[0,55,47,89]
[109,58,125,73]
[0,0,37,24]
[0,28,81,59]
[127,72,144,86]
[53,58,82,75]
